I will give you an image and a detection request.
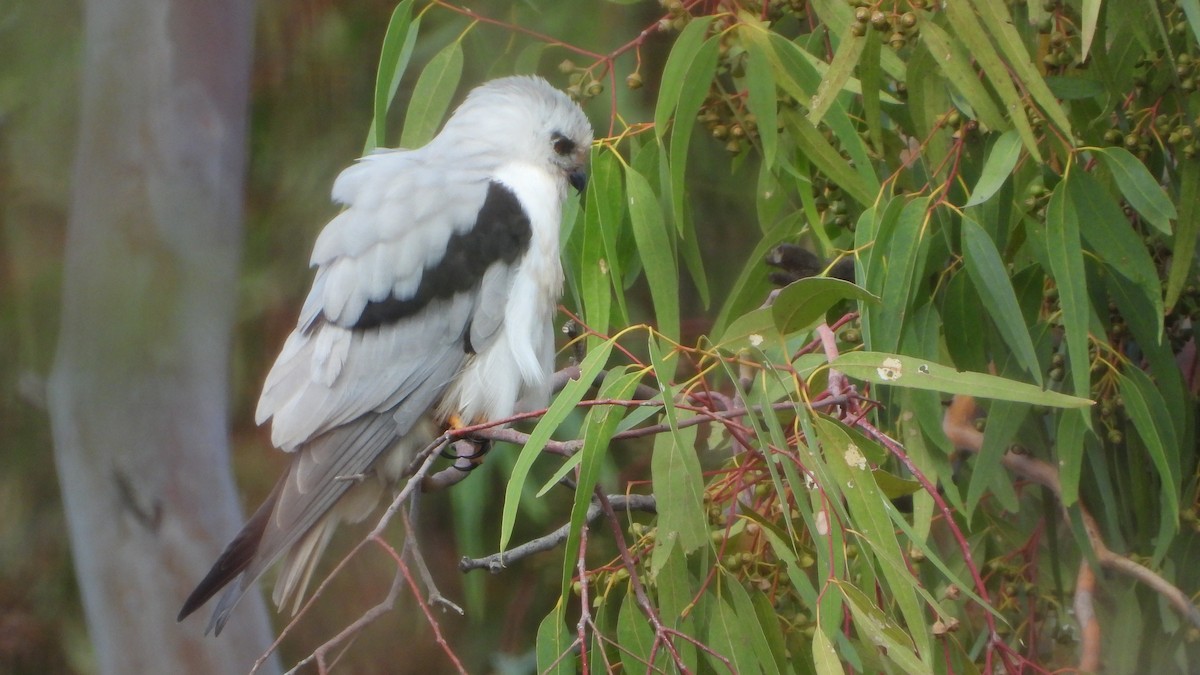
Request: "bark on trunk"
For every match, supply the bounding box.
[49,0,280,671]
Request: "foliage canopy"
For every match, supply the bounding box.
[316,0,1200,673]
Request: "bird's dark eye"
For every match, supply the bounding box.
[552,133,575,156]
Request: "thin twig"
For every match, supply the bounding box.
[1074,559,1100,672]
[376,535,469,674]
[283,568,406,675]
[459,495,657,572]
[577,521,592,675]
[401,507,464,616]
[595,491,690,674]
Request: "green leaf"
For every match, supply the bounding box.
[782,109,876,207]
[838,582,931,675]
[966,399,1024,515]
[653,540,698,669]
[513,42,547,75]
[1044,178,1091,399]
[961,215,1042,384]
[1096,147,1178,235]
[966,0,1072,138]
[399,40,464,148]
[591,148,629,325]
[1167,159,1200,310]
[668,37,721,230]
[812,625,846,675]
[817,418,932,664]
[625,165,680,341]
[747,589,791,673]
[617,586,658,673]
[808,26,868,127]
[1080,0,1102,60]
[941,271,988,372]
[832,352,1093,407]
[849,32,879,140]
[886,494,1002,618]
[771,277,879,335]
[556,368,644,603]
[943,1,1042,160]
[869,197,930,353]
[649,371,707,567]
[1183,0,1200,45]
[809,0,908,80]
[500,339,615,551]
[536,608,576,675]
[705,593,762,674]
[721,577,784,675]
[964,130,1021,207]
[579,149,625,346]
[654,16,718,139]
[1057,408,1088,507]
[718,307,776,349]
[367,1,419,151]
[742,30,779,166]
[1118,369,1181,542]
[917,21,1008,133]
[1069,170,1165,343]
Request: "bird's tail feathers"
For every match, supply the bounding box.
[176,479,283,633]
[272,513,339,616]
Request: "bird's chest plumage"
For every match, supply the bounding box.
[437,163,566,425]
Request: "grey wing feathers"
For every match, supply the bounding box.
[259,153,495,451]
[257,293,475,451]
[307,152,493,328]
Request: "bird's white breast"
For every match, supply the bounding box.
[439,162,566,424]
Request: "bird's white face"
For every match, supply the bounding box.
[440,76,594,194]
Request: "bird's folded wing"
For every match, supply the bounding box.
[256,148,520,451]
[303,151,494,328]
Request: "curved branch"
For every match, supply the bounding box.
[945,395,1200,636]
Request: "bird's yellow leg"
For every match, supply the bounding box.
[443,413,490,469]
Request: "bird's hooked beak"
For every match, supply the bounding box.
[568,168,588,194]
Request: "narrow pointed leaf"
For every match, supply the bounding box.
[961,215,1042,384]
[536,609,576,675]
[400,40,464,148]
[1096,147,1177,235]
[1069,170,1164,342]
[918,22,1007,133]
[1118,369,1180,537]
[1045,177,1091,398]
[655,16,718,138]
[500,339,615,551]
[1167,159,1200,310]
[772,277,879,335]
[808,26,868,127]
[964,130,1021,207]
[367,1,419,151]
[626,166,680,341]
[742,29,779,166]
[832,352,1093,407]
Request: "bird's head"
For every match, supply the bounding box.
[439,76,594,194]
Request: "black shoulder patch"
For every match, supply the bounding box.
[351,181,532,331]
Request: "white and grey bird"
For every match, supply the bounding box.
[178,76,593,635]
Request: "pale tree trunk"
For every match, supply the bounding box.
[48,0,280,672]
